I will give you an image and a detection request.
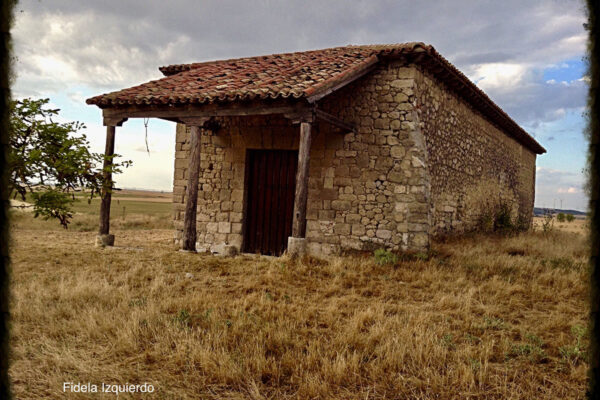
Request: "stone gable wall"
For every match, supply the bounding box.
[309,61,430,254]
[413,65,537,235]
[172,61,432,256]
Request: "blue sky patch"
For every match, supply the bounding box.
[542,59,586,83]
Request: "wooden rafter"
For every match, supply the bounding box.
[314,109,355,133]
[306,55,379,103]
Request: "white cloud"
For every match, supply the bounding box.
[557,187,580,194]
[535,167,587,211]
[471,63,529,90]
[12,10,188,97]
[549,108,567,120]
[10,0,589,197]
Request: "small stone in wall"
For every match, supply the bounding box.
[411,156,426,168]
[390,146,405,159]
[390,79,413,88]
[376,229,392,239]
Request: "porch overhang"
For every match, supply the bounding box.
[101,97,356,133]
[92,96,355,256]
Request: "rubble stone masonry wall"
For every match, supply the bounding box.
[172,115,300,253]
[171,60,537,255]
[413,65,537,235]
[172,61,432,256]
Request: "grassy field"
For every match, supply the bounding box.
[8,196,590,399]
[13,189,173,232]
[70,196,171,223]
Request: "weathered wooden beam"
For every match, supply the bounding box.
[180,117,213,127]
[306,55,379,103]
[158,117,182,124]
[103,102,309,121]
[283,109,314,124]
[102,116,128,127]
[97,125,116,245]
[181,125,203,251]
[291,121,312,238]
[315,109,355,133]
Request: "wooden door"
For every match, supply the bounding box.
[243,149,298,255]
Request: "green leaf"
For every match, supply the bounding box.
[8,97,133,227]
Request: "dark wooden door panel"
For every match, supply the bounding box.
[244,150,297,255]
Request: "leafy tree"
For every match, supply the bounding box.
[8,98,131,227]
[557,212,566,222]
[566,214,575,222]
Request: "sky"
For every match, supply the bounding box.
[11,0,590,211]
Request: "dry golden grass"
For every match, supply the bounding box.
[8,212,590,399]
[533,216,589,234]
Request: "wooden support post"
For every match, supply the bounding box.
[182,125,202,251]
[292,121,312,238]
[96,125,116,246]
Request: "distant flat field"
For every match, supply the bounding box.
[11,189,174,231]
[117,189,172,197]
[74,188,173,200]
[111,189,173,202]
[111,196,172,203]
[71,190,173,215]
[533,216,589,234]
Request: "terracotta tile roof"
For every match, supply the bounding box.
[86,43,545,154]
[87,44,420,107]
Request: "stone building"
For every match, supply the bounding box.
[87,43,545,256]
